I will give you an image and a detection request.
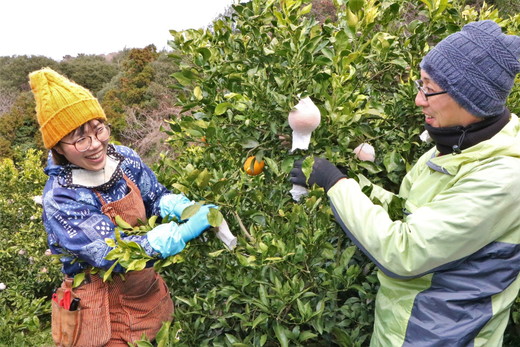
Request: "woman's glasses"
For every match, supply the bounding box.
[414,79,447,101]
[60,125,111,152]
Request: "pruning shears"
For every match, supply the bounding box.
[52,288,72,310]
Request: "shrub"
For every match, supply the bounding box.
[153,0,520,345]
[0,149,60,345]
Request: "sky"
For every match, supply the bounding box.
[0,0,237,61]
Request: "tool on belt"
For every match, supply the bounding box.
[51,278,82,346]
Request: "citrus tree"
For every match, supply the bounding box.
[0,149,59,345]
[150,0,520,345]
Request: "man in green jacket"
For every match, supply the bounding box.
[291,20,520,346]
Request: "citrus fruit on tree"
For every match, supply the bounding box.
[243,156,265,176]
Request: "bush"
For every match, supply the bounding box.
[0,149,60,345]
[153,0,520,345]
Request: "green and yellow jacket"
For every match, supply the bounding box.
[328,113,520,346]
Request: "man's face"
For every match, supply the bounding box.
[415,70,479,128]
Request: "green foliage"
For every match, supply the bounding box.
[0,55,58,92]
[101,45,159,139]
[0,149,59,345]
[155,0,520,345]
[59,54,119,94]
[99,48,180,162]
[0,91,44,160]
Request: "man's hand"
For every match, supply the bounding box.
[290,157,347,192]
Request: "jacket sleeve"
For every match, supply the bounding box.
[43,183,158,273]
[327,158,520,279]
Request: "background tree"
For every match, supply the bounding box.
[59,54,119,94]
[0,92,41,160]
[154,0,520,345]
[100,46,180,163]
[0,55,58,92]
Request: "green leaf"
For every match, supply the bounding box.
[105,238,116,247]
[357,161,382,174]
[281,157,295,173]
[155,320,171,347]
[383,150,401,173]
[115,215,133,230]
[103,260,119,282]
[193,86,203,100]
[196,47,211,62]
[258,284,268,306]
[274,322,289,347]
[208,208,223,227]
[196,168,211,188]
[349,0,364,12]
[340,246,356,268]
[208,249,225,257]
[133,259,148,271]
[181,203,201,220]
[299,331,318,342]
[302,157,315,183]
[172,183,189,194]
[252,313,268,328]
[215,102,232,115]
[240,138,260,149]
[172,71,194,86]
[73,272,86,288]
[148,215,158,229]
[263,157,280,176]
[298,4,312,16]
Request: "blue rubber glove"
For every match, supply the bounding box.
[179,204,217,242]
[147,222,186,258]
[159,194,194,219]
[147,204,217,258]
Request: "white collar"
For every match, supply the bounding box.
[70,156,120,187]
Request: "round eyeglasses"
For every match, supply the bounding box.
[414,79,448,101]
[60,125,111,152]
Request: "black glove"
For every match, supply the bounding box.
[290,157,347,192]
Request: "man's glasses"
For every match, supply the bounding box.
[60,125,111,152]
[414,79,448,101]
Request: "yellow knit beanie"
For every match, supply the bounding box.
[29,67,107,149]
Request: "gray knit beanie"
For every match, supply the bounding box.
[420,20,520,117]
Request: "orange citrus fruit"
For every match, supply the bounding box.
[243,156,265,176]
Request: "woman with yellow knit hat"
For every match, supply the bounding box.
[30,68,216,346]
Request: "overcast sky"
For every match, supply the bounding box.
[0,0,237,61]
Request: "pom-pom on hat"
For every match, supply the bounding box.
[29,67,107,149]
[420,20,520,117]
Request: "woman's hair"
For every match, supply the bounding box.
[51,118,107,166]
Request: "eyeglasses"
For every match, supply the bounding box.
[414,79,448,101]
[60,125,111,152]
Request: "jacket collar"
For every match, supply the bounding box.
[427,113,520,175]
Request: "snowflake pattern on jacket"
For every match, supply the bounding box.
[42,145,171,276]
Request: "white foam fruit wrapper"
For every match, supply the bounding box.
[288,97,321,151]
[290,184,309,202]
[291,131,313,151]
[216,219,237,250]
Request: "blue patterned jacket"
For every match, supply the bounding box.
[42,145,170,276]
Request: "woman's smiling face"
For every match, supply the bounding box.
[54,119,109,171]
